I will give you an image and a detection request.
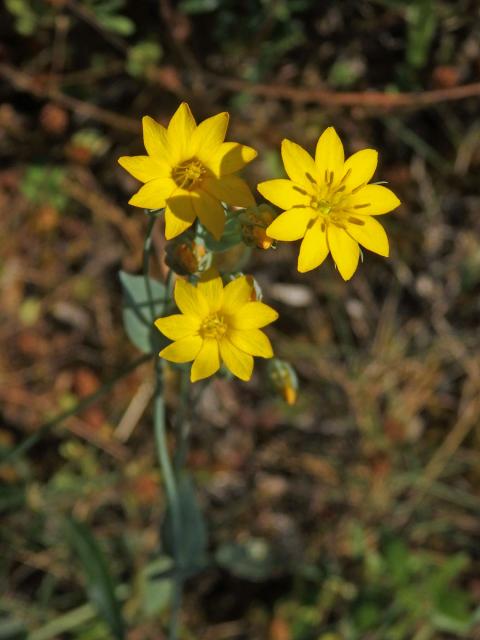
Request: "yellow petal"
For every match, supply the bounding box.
[165,204,195,239]
[231,302,278,329]
[118,155,168,183]
[165,189,198,239]
[142,116,170,161]
[266,207,313,241]
[191,338,220,382]
[128,178,176,209]
[167,102,196,160]
[154,314,201,340]
[159,336,202,363]
[257,179,311,209]
[209,142,257,176]
[174,279,209,318]
[281,139,319,187]
[297,219,329,273]
[315,127,344,183]
[197,270,224,311]
[346,216,389,257]
[219,337,254,381]
[222,276,253,315]
[342,149,378,191]
[193,112,229,161]
[193,189,225,240]
[203,176,255,208]
[344,184,400,215]
[327,224,360,281]
[228,329,273,358]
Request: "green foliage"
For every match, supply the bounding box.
[20,165,68,211]
[65,518,125,640]
[136,557,173,618]
[70,129,111,159]
[119,271,168,354]
[126,41,163,78]
[328,58,364,89]
[196,209,243,253]
[276,533,477,639]
[5,0,53,35]
[406,0,438,70]
[85,0,135,36]
[161,472,208,576]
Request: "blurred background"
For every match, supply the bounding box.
[1,1,480,638]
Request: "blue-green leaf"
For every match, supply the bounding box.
[196,212,242,253]
[162,472,208,576]
[119,271,168,354]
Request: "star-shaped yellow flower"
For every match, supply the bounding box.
[258,127,401,280]
[155,273,278,382]
[119,103,257,241]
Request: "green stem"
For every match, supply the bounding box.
[153,363,183,640]
[173,368,191,472]
[143,214,157,322]
[1,354,150,464]
[142,216,183,639]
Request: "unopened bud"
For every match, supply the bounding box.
[267,359,298,405]
[165,232,211,276]
[238,204,276,250]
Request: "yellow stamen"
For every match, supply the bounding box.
[172,158,206,190]
[200,313,227,339]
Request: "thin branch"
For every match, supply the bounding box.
[207,73,480,110]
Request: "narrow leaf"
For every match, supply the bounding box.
[65,517,125,640]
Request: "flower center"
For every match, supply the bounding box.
[172,158,206,190]
[200,313,227,339]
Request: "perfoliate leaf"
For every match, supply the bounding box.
[119,271,168,354]
[161,472,208,576]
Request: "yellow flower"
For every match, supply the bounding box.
[118,103,257,241]
[155,272,278,382]
[257,127,401,280]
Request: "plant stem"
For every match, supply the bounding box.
[153,362,183,640]
[142,214,183,639]
[174,368,191,472]
[143,214,157,322]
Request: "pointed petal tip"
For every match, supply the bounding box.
[128,194,141,207]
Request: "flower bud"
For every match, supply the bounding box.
[165,232,211,276]
[267,358,298,405]
[238,204,276,250]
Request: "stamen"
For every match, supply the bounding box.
[350,183,364,195]
[305,172,317,185]
[354,203,370,209]
[293,185,309,196]
[172,158,206,190]
[338,168,351,186]
[348,217,365,225]
[200,313,227,339]
[327,171,334,186]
